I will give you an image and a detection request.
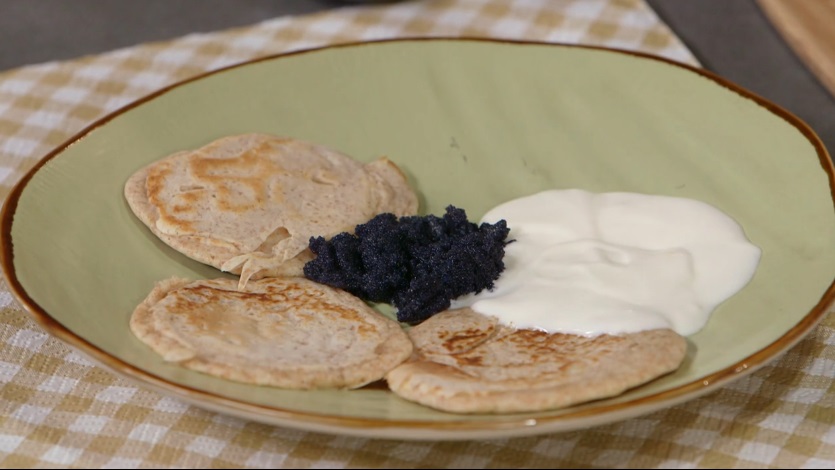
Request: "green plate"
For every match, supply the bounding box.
[3,38,834,440]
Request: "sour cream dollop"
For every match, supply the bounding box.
[450,189,762,336]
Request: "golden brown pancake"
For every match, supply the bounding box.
[385,308,687,413]
[124,133,418,288]
[130,276,413,389]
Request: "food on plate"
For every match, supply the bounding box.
[384,189,761,413]
[124,133,418,289]
[130,276,413,389]
[451,189,762,337]
[303,205,511,324]
[385,309,687,413]
[125,136,761,411]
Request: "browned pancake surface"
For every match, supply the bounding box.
[386,309,687,413]
[124,133,418,287]
[131,277,413,389]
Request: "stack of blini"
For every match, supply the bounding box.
[125,133,686,414]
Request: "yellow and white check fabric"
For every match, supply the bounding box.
[1,0,833,468]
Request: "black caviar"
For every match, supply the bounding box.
[303,206,511,324]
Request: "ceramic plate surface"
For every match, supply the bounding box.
[3,39,834,440]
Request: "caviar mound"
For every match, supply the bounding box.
[303,206,511,324]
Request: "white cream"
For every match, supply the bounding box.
[450,189,761,336]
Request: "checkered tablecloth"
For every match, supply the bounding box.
[1,0,833,468]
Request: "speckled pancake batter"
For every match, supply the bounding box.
[124,133,418,288]
[130,276,413,389]
[386,308,687,413]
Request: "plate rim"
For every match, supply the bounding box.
[2,37,834,440]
